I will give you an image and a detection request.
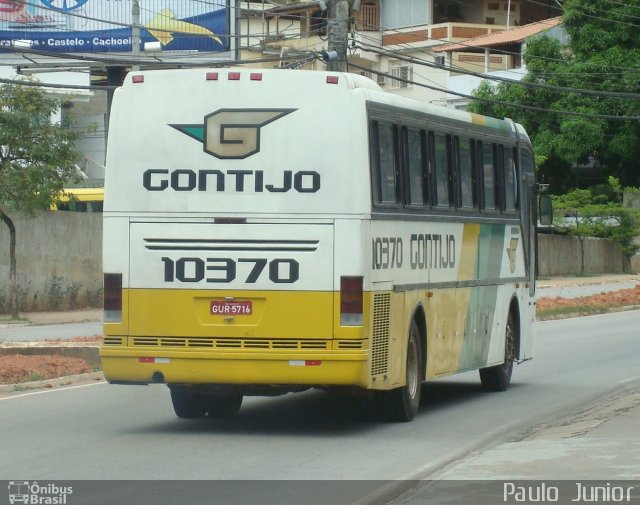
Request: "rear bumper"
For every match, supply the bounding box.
[100,347,370,388]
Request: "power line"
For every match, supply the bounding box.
[362,16,640,74]
[348,62,640,122]
[354,41,640,99]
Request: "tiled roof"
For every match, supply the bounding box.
[433,16,562,52]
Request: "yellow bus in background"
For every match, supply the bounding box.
[51,188,104,212]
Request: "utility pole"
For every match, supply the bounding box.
[132,0,141,71]
[326,0,349,72]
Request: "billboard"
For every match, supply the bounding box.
[0,0,230,53]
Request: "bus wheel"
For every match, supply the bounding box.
[169,387,207,418]
[480,311,516,392]
[205,395,243,419]
[377,320,422,422]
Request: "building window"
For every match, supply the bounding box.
[389,61,413,88]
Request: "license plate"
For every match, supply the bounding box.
[210,300,252,316]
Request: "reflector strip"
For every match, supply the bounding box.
[206,72,219,81]
[132,75,144,84]
[288,360,323,367]
[228,72,241,80]
[138,357,171,364]
[326,76,339,84]
[250,73,263,81]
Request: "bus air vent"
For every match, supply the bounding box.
[103,337,125,346]
[371,293,391,377]
[337,341,365,350]
[129,337,329,350]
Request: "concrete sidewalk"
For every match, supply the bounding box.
[432,384,640,480]
[6,308,102,326]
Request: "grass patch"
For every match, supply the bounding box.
[26,373,46,382]
[0,316,29,324]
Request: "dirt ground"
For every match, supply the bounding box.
[1,285,640,385]
[536,284,640,315]
[0,336,102,385]
[0,355,93,384]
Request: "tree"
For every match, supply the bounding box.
[552,178,640,274]
[0,80,80,318]
[469,0,640,192]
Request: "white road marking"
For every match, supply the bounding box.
[0,380,107,401]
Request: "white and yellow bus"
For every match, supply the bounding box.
[101,68,542,422]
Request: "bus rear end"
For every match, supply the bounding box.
[100,68,375,417]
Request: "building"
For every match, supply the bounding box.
[0,0,565,181]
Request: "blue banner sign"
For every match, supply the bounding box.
[0,0,229,52]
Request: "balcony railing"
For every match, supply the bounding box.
[382,22,505,47]
[355,3,379,31]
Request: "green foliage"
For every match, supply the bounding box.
[0,80,82,317]
[469,1,640,192]
[0,80,81,215]
[552,177,640,255]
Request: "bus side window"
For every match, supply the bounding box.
[455,136,475,209]
[503,146,518,212]
[479,141,496,210]
[432,132,450,207]
[403,127,427,206]
[370,121,399,205]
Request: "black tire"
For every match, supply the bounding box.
[170,388,207,418]
[480,310,517,392]
[205,394,243,419]
[377,320,422,422]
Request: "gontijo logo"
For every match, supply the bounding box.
[170,108,296,159]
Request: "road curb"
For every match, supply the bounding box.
[0,344,100,362]
[0,371,105,396]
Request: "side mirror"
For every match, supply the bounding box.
[539,195,553,226]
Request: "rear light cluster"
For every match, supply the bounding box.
[340,276,363,326]
[104,273,122,323]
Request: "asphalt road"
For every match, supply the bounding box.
[1,311,639,504]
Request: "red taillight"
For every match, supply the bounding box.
[250,73,263,81]
[132,75,144,84]
[340,276,363,326]
[326,75,339,84]
[228,72,241,80]
[104,273,122,323]
[206,72,219,80]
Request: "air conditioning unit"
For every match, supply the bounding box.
[376,73,386,86]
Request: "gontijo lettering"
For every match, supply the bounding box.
[142,169,320,193]
[372,234,457,270]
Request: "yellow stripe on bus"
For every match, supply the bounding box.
[108,289,371,341]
